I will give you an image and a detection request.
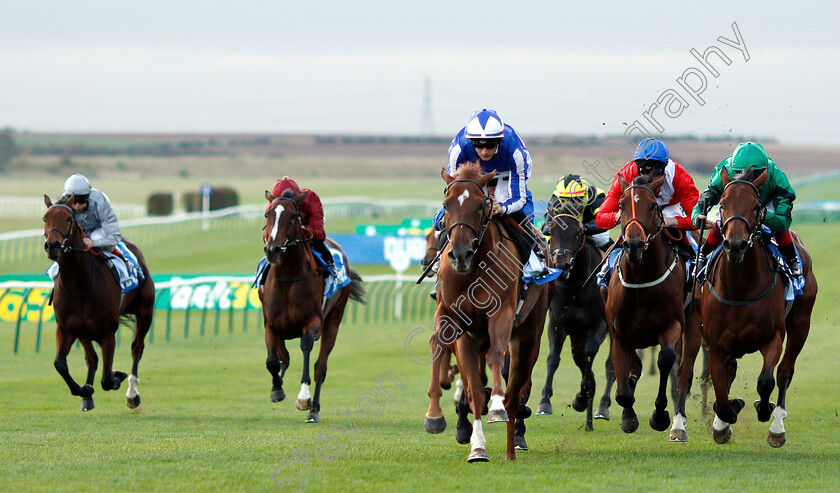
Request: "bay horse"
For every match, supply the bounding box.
[261,190,366,423]
[424,163,550,462]
[671,167,817,446]
[43,194,155,412]
[604,174,688,434]
[537,199,610,431]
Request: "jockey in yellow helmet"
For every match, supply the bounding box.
[545,174,612,252]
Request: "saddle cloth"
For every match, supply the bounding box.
[45,241,144,294]
[254,246,350,299]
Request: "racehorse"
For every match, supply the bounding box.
[671,167,817,446]
[604,174,688,434]
[537,199,610,431]
[43,194,155,412]
[261,190,366,423]
[424,163,550,462]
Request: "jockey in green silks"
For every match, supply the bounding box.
[691,142,801,277]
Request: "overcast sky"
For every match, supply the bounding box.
[2,1,839,145]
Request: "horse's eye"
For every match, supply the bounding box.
[264,212,269,218]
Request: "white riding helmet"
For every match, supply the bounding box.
[64,174,91,196]
[465,109,505,140]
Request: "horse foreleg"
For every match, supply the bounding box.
[296,330,315,413]
[670,312,702,442]
[455,337,488,463]
[265,328,286,402]
[424,325,447,434]
[537,317,564,416]
[610,334,639,433]
[78,339,97,411]
[98,332,127,391]
[650,322,680,432]
[570,334,596,421]
[708,347,744,444]
[755,331,784,423]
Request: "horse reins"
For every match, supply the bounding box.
[45,204,96,297]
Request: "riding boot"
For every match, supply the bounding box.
[779,243,802,277]
[693,242,716,283]
[430,227,446,299]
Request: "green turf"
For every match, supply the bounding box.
[1,223,839,491]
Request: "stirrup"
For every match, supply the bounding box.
[786,257,802,277]
[693,254,707,283]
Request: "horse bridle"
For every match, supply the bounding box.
[45,204,87,253]
[546,210,585,267]
[443,178,493,249]
[620,184,665,252]
[719,179,766,249]
[267,197,311,253]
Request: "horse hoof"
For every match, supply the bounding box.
[440,381,451,391]
[126,394,141,409]
[594,406,610,421]
[536,402,553,415]
[767,431,786,448]
[78,384,94,399]
[113,371,128,385]
[514,436,528,451]
[487,409,509,423]
[572,393,588,413]
[713,425,732,444]
[424,415,447,434]
[669,429,688,442]
[455,425,471,445]
[620,411,639,433]
[467,448,489,463]
[732,398,746,414]
[270,388,285,402]
[305,411,320,423]
[80,397,95,412]
[649,409,671,432]
[295,398,311,411]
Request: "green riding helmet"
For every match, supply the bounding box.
[728,142,769,174]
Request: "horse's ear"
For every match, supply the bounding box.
[265,190,274,202]
[478,170,497,188]
[441,167,454,185]
[720,166,732,187]
[66,194,77,206]
[44,195,52,208]
[292,192,307,204]
[617,174,630,192]
[650,175,667,195]
[752,169,768,189]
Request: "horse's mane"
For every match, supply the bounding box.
[453,162,484,181]
[733,166,757,181]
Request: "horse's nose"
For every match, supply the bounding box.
[625,238,644,262]
[723,239,747,254]
[45,241,60,260]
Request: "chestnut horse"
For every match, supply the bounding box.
[261,190,365,423]
[537,199,610,431]
[671,167,817,446]
[604,174,688,434]
[422,228,459,393]
[43,195,155,412]
[424,163,550,462]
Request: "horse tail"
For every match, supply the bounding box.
[119,313,137,332]
[347,268,367,305]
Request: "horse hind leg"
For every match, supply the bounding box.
[125,308,152,409]
[596,339,616,420]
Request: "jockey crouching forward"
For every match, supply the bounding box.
[545,174,612,253]
[691,142,801,277]
[594,138,699,289]
[267,176,337,277]
[47,174,142,291]
[431,109,561,295]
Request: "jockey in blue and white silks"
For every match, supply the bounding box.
[432,109,559,286]
[446,115,534,219]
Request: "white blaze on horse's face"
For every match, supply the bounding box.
[634,192,640,203]
[458,189,470,206]
[270,204,283,241]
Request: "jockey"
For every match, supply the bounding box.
[545,174,612,252]
[49,173,141,289]
[434,109,560,284]
[269,176,336,276]
[594,138,699,287]
[691,142,801,276]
